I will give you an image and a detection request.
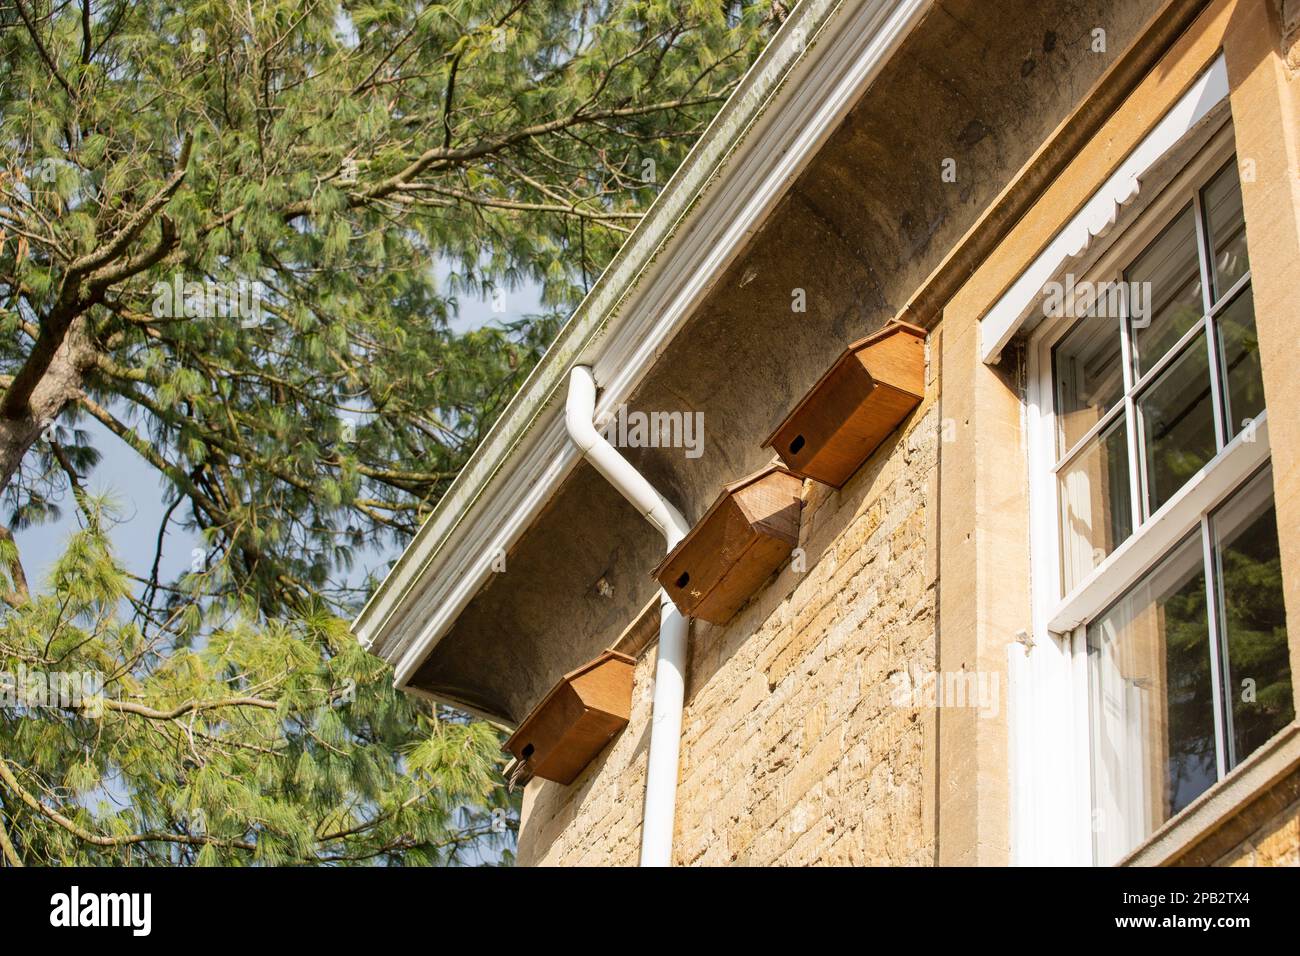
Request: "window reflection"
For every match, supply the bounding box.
[1052,151,1264,577]
[1054,319,1125,456]
[1216,287,1264,440]
[1212,474,1294,765]
[1137,335,1216,516]
[1089,533,1215,865]
[1127,205,1202,376]
[1201,160,1251,301]
[1089,470,1292,865]
[1059,415,1133,591]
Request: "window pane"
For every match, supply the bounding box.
[1212,472,1294,767]
[1127,205,1204,376]
[1059,415,1132,591]
[1053,319,1125,454]
[1088,533,1215,865]
[1201,160,1250,302]
[1216,286,1264,440]
[1137,334,1216,515]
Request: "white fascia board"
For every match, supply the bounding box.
[979,54,1229,365]
[352,0,936,690]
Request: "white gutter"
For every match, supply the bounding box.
[564,365,690,868]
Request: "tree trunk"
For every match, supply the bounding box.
[0,316,94,495]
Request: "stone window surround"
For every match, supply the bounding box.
[935,0,1300,866]
[1023,119,1277,865]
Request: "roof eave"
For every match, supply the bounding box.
[352,0,936,692]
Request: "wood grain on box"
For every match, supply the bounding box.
[503,650,635,785]
[765,321,926,489]
[654,464,803,624]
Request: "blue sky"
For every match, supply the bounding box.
[16,276,546,599]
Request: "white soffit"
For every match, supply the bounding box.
[979,54,1229,365]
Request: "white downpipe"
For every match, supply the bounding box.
[565,365,690,868]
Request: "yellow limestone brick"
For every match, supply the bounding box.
[518,370,938,866]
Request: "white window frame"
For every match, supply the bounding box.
[1017,119,1272,865]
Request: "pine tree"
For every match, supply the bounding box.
[0,499,513,864]
[0,0,777,864]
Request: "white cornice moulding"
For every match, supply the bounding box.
[351,0,937,693]
[979,54,1229,365]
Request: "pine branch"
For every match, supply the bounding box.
[103,696,279,720]
[0,754,259,852]
[0,800,22,867]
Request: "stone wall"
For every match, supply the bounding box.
[1216,798,1300,867]
[517,371,940,866]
